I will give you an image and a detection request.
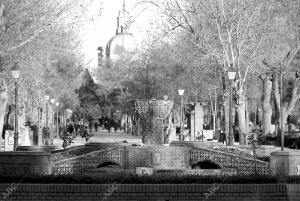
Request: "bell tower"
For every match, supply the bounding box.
[116,0,130,34]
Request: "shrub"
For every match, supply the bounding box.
[0,174,291,184]
[59,130,74,150]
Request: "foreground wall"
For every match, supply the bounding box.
[0,152,51,176]
[52,145,269,175]
[0,183,298,201]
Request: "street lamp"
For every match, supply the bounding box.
[51,98,55,127]
[45,95,49,128]
[44,95,50,145]
[50,98,55,145]
[178,89,184,142]
[227,66,237,146]
[11,62,20,151]
[56,102,59,138]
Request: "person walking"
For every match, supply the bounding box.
[88,120,93,132]
[67,122,74,136]
[107,119,111,132]
[94,121,98,132]
[74,122,79,136]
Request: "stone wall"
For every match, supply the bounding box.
[52,147,124,175]
[52,145,269,175]
[190,103,204,141]
[0,144,269,176]
[270,151,300,176]
[191,147,269,175]
[0,152,51,176]
[0,183,298,201]
[126,146,191,169]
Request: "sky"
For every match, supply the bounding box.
[80,0,159,68]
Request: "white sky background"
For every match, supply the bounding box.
[79,0,160,68]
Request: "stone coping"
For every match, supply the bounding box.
[0,183,299,193]
[85,142,128,147]
[171,141,224,146]
[84,168,237,176]
[271,150,300,156]
[51,145,84,154]
[0,151,50,156]
[17,145,61,152]
[239,145,278,149]
[52,147,120,165]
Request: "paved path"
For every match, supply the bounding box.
[52,129,142,148]
[89,129,142,143]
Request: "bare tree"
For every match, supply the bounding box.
[141,0,271,144]
[0,0,100,147]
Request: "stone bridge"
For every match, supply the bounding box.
[52,145,269,175]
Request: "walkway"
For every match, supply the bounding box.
[52,129,142,148]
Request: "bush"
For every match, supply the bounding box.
[0,174,293,184]
[59,130,74,150]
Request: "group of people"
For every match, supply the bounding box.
[88,117,122,132]
[64,117,122,136]
[66,121,87,137]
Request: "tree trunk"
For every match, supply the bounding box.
[279,107,288,133]
[237,97,246,145]
[0,79,8,150]
[245,98,249,133]
[261,78,272,135]
[236,83,248,145]
[163,112,172,144]
[273,71,300,136]
[223,95,229,144]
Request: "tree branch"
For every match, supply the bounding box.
[241,33,264,89]
[0,29,44,55]
[175,0,194,34]
[239,2,262,50]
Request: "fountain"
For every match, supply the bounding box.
[133,99,173,145]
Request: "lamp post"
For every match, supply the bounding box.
[50,98,55,145]
[227,66,237,146]
[178,89,184,142]
[44,95,49,145]
[45,95,49,128]
[51,98,55,129]
[56,102,59,138]
[11,63,20,151]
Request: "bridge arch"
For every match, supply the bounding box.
[97,161,121,168]
[192,160,222,169]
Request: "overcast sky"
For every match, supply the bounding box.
[80,0,158,68]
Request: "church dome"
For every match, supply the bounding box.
[106,32,136,60]
[104,0,137,62]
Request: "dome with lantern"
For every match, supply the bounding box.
[105,1,137,62]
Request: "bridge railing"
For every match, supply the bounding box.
[191,147,269,175]
[52,147,124,175]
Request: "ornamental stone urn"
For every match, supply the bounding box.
[134,99,173,145]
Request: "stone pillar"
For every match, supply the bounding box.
[270,151,300,176]
[191,103,204,141]
[4,130,14,151]
[17,109,26,146]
